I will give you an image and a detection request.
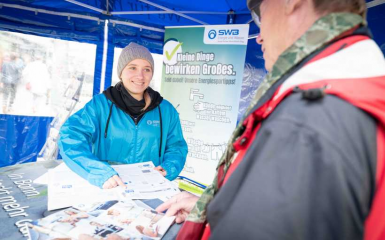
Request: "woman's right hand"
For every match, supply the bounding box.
[102,175,125,189]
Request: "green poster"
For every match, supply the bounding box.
[161,24,249,185]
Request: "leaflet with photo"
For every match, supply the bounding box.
[29,200,175,240]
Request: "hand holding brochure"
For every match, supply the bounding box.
[114,163,180,200]
[29,200,175,240]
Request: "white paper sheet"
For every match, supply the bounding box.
[48,162,180,211]
[48,164,117,211]
[114,162,180,200]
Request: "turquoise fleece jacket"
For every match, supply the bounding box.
[58,94,188,188]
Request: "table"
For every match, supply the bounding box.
[0,161,182,239]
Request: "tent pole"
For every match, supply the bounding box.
[0,3,102,22]
[138,0,207,25]
[109,20,165,32]
[65,0,106,14]
[226,10,235,24]
[100,20,109,93]
[111,11,250,15]
[367,0,385,8]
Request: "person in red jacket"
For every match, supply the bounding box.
[156,0,385,240]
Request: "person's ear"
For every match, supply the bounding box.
[285,0,304,15]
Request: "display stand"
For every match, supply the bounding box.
[38,74,85,161]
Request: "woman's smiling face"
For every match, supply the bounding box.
[120,58,153,100]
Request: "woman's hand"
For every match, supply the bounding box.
[102,175,125,189]
[155,192,199,223]
[154,166,167,176]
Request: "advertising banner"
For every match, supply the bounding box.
[161,24,249,185]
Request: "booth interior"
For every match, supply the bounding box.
[0,0,384,168]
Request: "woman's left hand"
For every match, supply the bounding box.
[154,166,167,176]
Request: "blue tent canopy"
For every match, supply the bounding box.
[0,0,384,167]
[0,0,257,47]
[0,0,384,92]
[0,0,262,95]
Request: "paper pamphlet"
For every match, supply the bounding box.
[47,164,117,211]
[29,199,175,240]
[114,163,180,200]
[48,162,180,210]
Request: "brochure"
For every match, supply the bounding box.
[48,162,180,210]
[114,164,180,200]
[29,200,175,240]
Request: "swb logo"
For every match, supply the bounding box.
[208,30,217,39]
[219,29,239,36]
[208,29,239,39]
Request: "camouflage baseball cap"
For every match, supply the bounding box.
[247,0,262,27]
[247,0,262,16]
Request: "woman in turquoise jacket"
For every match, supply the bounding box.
[58,42,188,189]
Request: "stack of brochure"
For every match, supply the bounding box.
[28,199,175,240]
[176,176,206,196]
[47,162,180,210]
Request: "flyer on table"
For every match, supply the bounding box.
[161,24,249,185]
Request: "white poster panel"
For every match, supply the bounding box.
[161,24,249,185]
